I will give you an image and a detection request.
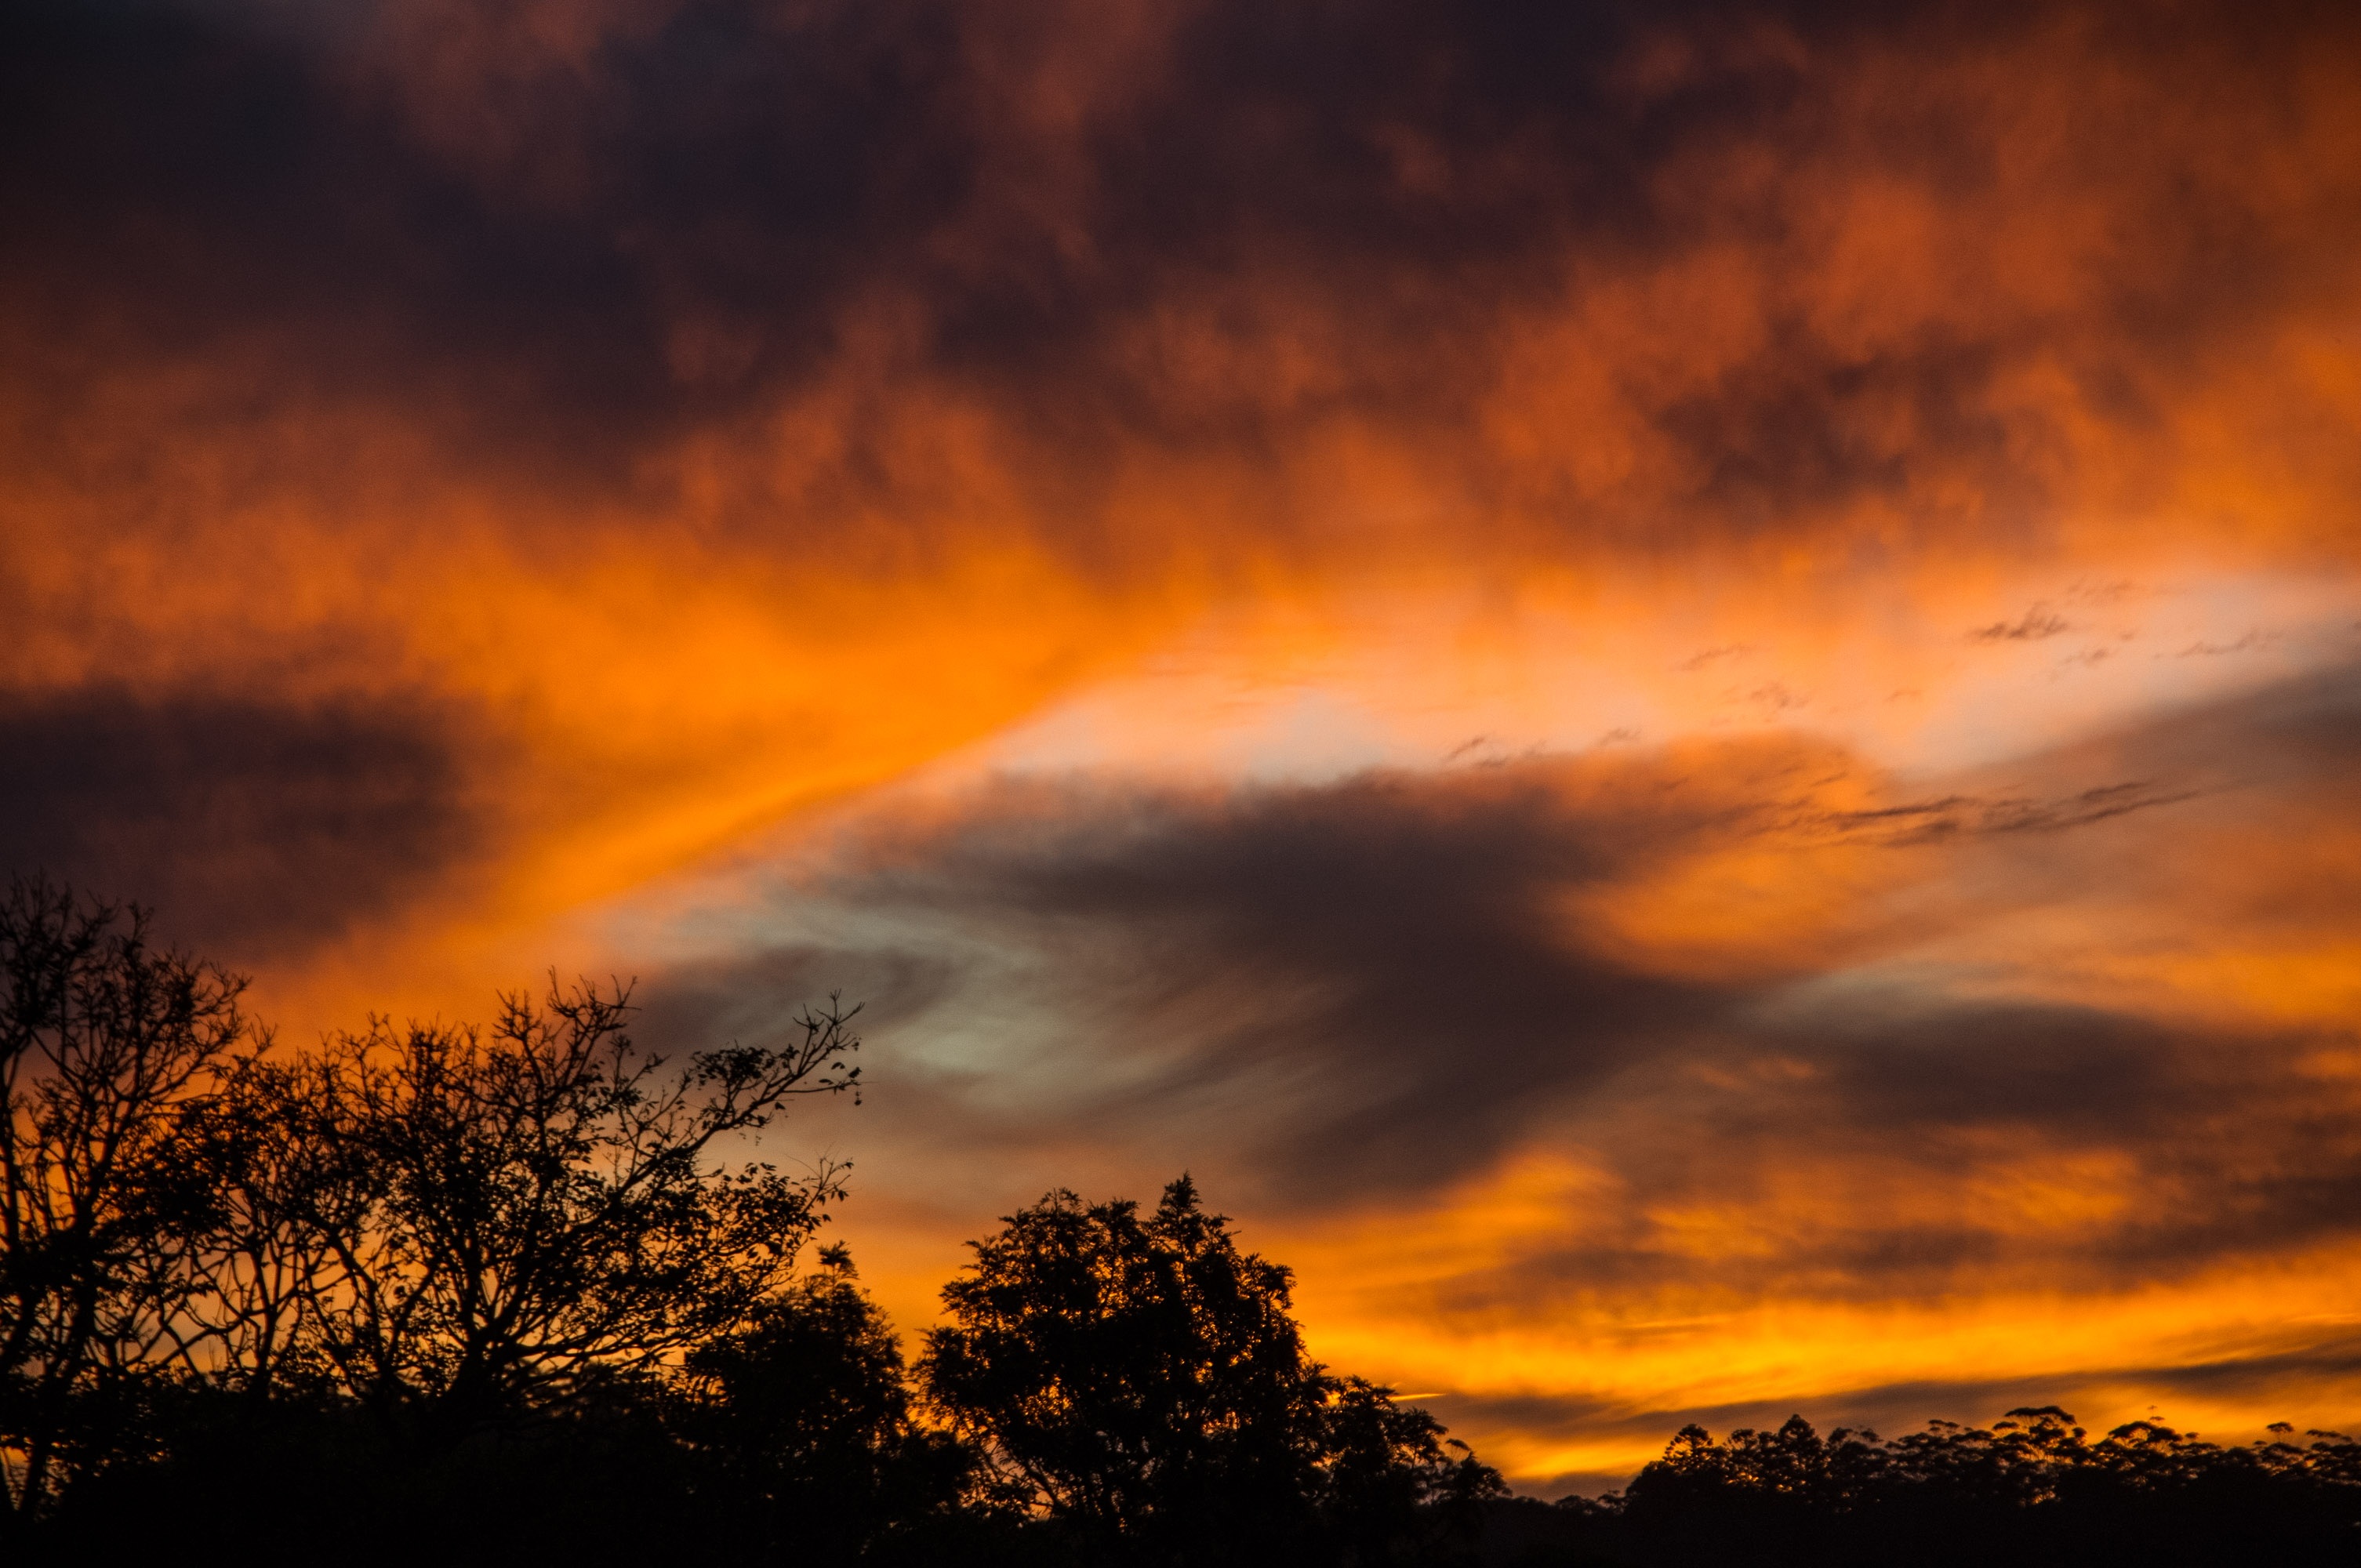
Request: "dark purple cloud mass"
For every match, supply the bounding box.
[0,684,489,961]
[5,0,2356,554]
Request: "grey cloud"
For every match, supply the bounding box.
[828,768,1752,1201]
[1971,607,2072,643]
[1814,783,2171,841]
[632,938,964,1062]
[5,1,2354,554]
[689,663,2361,1290]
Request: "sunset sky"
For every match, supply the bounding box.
[7,0,2361,1495]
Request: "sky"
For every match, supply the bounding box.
[5,0,2361,1495]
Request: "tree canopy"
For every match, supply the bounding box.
[1489,1406,2361,1565]
[922,1176,1502,1564]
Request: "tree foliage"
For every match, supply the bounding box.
[922,1175,1502,1565]
[1491,1406,2361,1565]
[670,1249,983,1558]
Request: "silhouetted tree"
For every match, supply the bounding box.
[921,1175,1502,1566]
[275,981,861,1450]
[0,872,877,1544]
[1320,1375,1505,1563]
[0,879,257,1533]
[670,1246,993,1559]
[37,885,2361,1566]
[154,1047,343,1403]
[1486,1406,2361,1566]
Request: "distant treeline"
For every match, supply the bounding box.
[1493,1407,2361,1566]
[4,880,2358,1566]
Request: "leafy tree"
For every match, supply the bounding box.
[670,1246,988,1559]
[921,1175,1501,1566]
[0,879,256,1531]
[1503,1406,2361,1566]
[1318,1376,1504,1564]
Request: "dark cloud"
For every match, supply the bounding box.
[0,0,974,491]
[4,0,2354,554]
[632,938,962,1061]
[1823,782,2196,842]
[1540,1007,2361,1293]
[0,684,488,962]
[2126,658,2361,779]
[1970,606,2072,642]
[1782,1001,2184,1137]
[833,766,1749,1200]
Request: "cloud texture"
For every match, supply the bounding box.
[714,662,2361,1489]
[5,0,2361,1492]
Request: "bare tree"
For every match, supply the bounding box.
[279,981,860,1448]
[0,880,256,1530]
[143,1051,343,1403]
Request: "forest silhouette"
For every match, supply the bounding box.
[5,878,2359,1565]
